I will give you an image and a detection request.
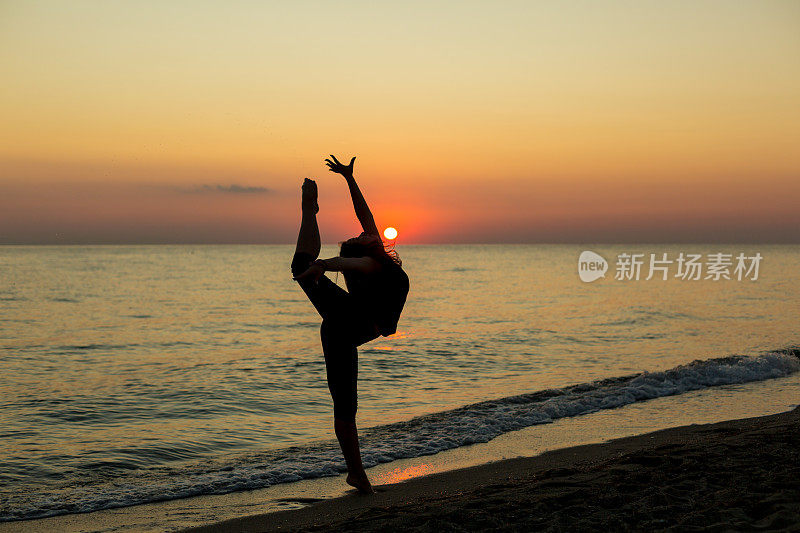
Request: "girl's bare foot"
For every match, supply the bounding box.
[301,178,319,214]
[346,473,375,494]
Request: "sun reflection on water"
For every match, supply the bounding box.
[375,463,433,484]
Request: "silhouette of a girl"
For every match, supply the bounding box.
[291,155,409,493]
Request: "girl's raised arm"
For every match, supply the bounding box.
[325,154,379,236]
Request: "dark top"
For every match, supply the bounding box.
[343,259,409,337]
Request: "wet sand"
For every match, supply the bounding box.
[185,406,800,532]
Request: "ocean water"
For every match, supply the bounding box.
[1,244,798,522]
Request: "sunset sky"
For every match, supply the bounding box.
[1,1,798,244]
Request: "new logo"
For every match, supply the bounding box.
[578,250,608,282]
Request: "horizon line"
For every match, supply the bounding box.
[1,242,797,246]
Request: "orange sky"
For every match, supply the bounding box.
[1,1,798,243]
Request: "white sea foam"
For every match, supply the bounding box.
[2,350,798,522]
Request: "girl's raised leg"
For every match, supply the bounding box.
[295,178,320,259]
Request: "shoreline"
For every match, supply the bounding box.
[2,377,798,532]
[184,406,800,532]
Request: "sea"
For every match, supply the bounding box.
[1,244,799,523]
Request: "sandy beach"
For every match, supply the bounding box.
[185,406,800,532]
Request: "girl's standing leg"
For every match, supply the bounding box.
[335,418,372,493]
[321,319,374,493]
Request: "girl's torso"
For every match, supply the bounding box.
[343,261,409,337]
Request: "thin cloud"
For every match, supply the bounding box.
[186,184,273,194]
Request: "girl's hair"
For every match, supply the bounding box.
[340,237,402,267]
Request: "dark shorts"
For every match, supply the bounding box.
[291,252,379,421]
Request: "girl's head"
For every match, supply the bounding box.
[339,232,401,266]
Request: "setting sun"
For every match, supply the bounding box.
[383,227,398,240]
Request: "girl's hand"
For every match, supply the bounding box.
[293,262,325,284]
[324,154,355,178]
